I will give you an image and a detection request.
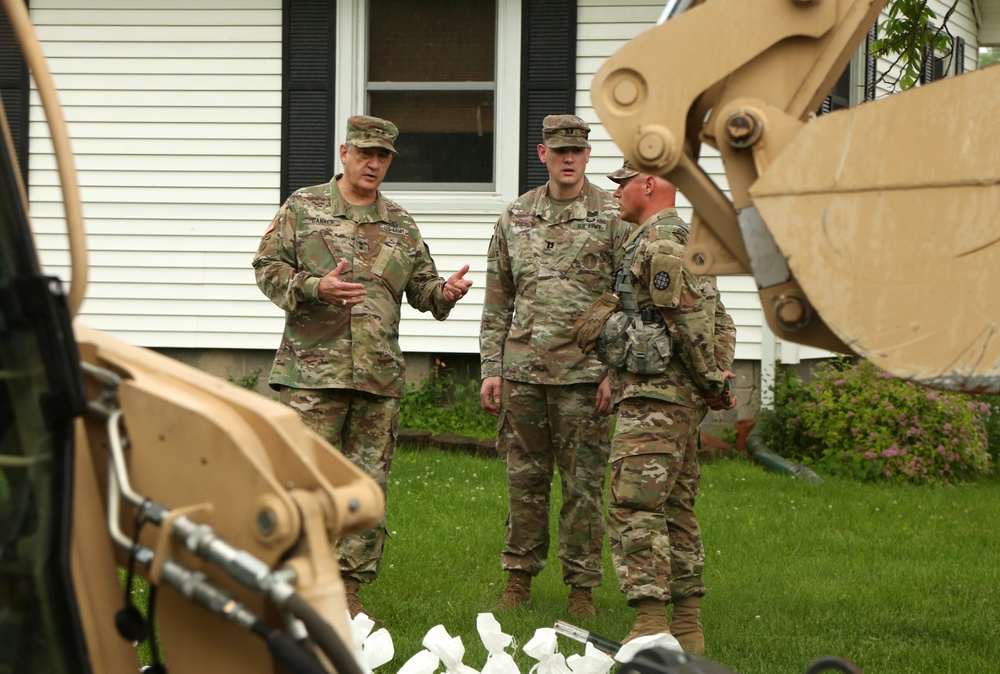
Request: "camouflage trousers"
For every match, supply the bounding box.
[279,386,400,584]
[607,397,707,605]
[498,380,610,587]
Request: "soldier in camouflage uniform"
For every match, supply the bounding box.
[253,115,472,623]
[603,159,737,648]
[479,115,633,618]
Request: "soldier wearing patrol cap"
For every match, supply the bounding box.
[253,114,472,623]
[541,114,592,148]
[591,158,737,648]
[479,114,632,618]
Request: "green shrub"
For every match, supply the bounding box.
[758,358,993,485]
[227,368,261,391]
[399,359,496,440]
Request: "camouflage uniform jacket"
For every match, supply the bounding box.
[253,176,455,397]
[610,208,736,407]
[480,179,633,385]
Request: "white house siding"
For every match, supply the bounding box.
[981,0,1000,44]
[24,0,980,367]
[29,0,284,349]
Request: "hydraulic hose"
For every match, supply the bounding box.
[284,591,365,674]
[249,620,331,674]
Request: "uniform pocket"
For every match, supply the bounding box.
[371,237,409,296]
[549,232,591,273]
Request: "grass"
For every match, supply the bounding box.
[359,447,1000,674]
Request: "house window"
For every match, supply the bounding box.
[822,67,853,113]
[283,0,573,202]
[367,0,496,190]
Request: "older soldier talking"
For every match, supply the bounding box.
[253,115,472,623]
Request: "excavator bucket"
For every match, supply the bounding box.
[751,67,1000,392]
[592,0,1000,392]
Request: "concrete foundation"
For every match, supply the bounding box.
[154,347,768,438]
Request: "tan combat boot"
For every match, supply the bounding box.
[669,596,704,653]
[343,577,383,626]
[568,586,596,618]
[494,570,532,610]
[623,598,670,643]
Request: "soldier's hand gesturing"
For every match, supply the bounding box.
[318,258,367,308]
[443,264,473,302]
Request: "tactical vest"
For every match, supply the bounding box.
[597,231,677,375]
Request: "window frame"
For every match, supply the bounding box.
[334,0,522,206]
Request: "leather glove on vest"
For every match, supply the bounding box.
[571,290,621,354]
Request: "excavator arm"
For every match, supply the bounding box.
[593,0,1000,392]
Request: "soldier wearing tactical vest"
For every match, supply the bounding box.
[574,159,736,649]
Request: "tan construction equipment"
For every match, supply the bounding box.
[592,0,1000,393]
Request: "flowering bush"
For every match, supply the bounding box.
[975,394,1000,463]
[758,358,994,485]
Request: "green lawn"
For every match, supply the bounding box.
[361,446,1000,674]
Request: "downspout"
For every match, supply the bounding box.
[735,419,823,484]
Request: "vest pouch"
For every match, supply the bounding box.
[624,318,672,375]
[596,311,632,368]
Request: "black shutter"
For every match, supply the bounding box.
[519,0,577,194]
[864,24,877,101]
[919,23,939,85]
[0,2,30,188]
[919,45,934,84]
[281,0,336,203]
[954,36,966,75]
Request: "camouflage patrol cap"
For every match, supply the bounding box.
[607,158,640,183]
[346,115,399,154]
[542,114,591,149]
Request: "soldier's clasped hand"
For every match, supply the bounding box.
[318,258,367,308]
